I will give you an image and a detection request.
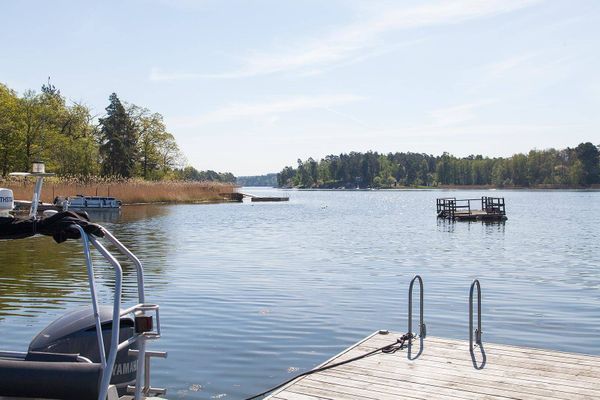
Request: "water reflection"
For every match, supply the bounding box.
[1,190,600,399]
[482,221,506,233]
[436,219,506,234]
[82,209,121,224]
[0,236,89,319]
[0,204,174,319]
[119,204,170,224]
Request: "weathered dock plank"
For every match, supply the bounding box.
[266,333,600,400]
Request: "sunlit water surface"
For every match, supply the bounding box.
[1,188,599,399]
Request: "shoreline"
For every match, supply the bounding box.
[272,185,600,191]
[3,179,237,205]
[122,198,242,206]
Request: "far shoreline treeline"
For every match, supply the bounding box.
[277,143,600,189]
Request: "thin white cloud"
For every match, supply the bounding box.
[429,100,496,127]
[486,54,539,78]
[150,0,541,81]
[466,50,576,96]
[170,94,365,127]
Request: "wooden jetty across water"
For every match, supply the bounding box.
[437,196,507,221]
[266,277,599,400]
[221,192,289,202]
[241,192,289,202]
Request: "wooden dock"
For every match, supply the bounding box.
[250,196,289,202]
[239,192,289,202]
[437,197,507,221]
[266,332,600,400]
[219,192,289,202]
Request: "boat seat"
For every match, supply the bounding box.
[25,351,82,363]
[0,358,101,399]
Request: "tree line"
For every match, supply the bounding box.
[236,173,278,187]
[0,81,234,183]
[278,143,600,188]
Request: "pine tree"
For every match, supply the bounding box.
[98,93,137,177]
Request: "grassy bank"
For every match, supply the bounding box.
[2,177,237,204]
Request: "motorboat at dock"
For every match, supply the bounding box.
[56,195,122,211]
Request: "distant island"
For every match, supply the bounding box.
[277,143,600,189]
[237,173,278,187]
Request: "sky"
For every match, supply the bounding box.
[1,0,599,176]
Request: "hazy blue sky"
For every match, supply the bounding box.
[1,0,599,175]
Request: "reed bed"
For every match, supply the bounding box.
[1,176,237,204]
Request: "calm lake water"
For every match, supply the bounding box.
[1,188,599,398]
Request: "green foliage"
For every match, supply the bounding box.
[237,173,278,187]
[173,166,236,183]
[279,144,600,188]
[98,93,137,177]
[0,82,101,176]
[0,81,234,182]
[575,142,600,184]
[127,105,183,180]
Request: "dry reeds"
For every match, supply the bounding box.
[1,176,236,204]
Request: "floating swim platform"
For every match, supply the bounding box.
[437,196,507,221]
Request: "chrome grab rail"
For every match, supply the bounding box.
[87,233,123,400]
[101,229,146,304]
[469,279,482,351]
[96,228,165,400]
[76,225,165,400]
[76,225,108,369]
[127,350,168,397]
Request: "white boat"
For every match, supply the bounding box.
[59,195,122,210]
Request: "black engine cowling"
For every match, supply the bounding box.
[28,306,138,393]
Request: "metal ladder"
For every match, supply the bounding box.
[405,275,485,367]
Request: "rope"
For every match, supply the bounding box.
[243,332,414,400]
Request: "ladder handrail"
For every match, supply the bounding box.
[469,279,482,351]
[408,275,426,360]
[408,275,425,338]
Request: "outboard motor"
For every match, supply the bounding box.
[0,188,14,218]
[28,306,139,394]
